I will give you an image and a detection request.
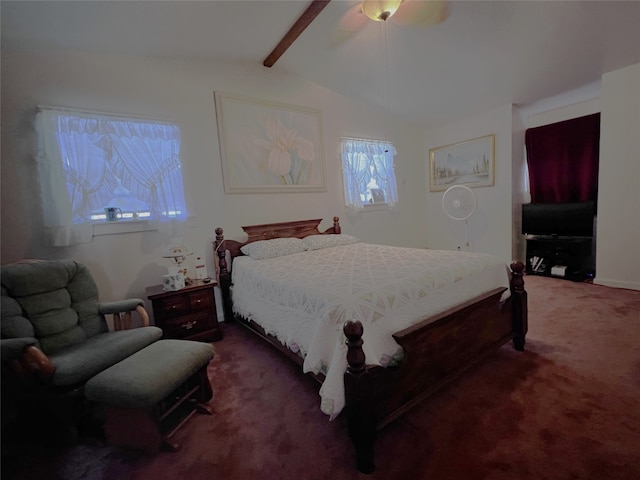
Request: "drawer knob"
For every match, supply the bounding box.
[182,321,197,330]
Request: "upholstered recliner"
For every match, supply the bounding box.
[0,259,162,440]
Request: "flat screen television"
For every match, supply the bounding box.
[522,201,595,237]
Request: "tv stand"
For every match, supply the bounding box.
[525,236,594,281]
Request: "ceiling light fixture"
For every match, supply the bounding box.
[361,0,403,22]
[380,17,391,150]
[361,0,396,150]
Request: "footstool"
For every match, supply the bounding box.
[85,339,215,453]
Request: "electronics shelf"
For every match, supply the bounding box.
[525,235,594,282]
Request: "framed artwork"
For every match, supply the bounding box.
[214,91,325,193]
[429,134,495,192]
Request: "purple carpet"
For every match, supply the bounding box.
[4,275,640,479]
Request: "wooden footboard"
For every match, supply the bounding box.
[213,219,527,474]
[344,262,527,473]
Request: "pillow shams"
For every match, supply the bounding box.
[240,237,306,260]
[302,234,359,251]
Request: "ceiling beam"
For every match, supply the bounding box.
[263,0,332,68]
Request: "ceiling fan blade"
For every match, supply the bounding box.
[392,0,450,27]
[331,2,369,47]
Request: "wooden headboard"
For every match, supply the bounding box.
[213,216,341,321]
[214,216,341,260]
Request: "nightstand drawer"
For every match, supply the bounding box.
[188,290,213,311]
[160,296,189,318]
[161,311,211,338]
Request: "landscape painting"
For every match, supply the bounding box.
[429,134,495,191]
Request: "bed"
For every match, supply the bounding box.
[213,217,527,473]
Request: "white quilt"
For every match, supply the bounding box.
[231,242,511,419]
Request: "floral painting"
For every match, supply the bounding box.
[214,92,325,193]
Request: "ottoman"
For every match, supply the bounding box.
[85,339,215,453]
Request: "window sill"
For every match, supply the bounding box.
[92,220,157,236]
[362,202,389,212]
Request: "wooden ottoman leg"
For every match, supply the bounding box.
[85,340,215,454]
[104,367,214,453]
[194,367,214,412]
[104,407,163,454]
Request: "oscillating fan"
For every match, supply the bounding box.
[441,185,477,249]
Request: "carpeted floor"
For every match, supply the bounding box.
[3,275,640,479]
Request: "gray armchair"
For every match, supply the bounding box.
[1,259,162,441]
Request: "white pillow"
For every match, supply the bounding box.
[302,234,360,251]
[240,237,306,260]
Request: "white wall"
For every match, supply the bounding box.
[0,51,427,314]
[511,105,527,263]
[595,63,640,290]
[424,105,515,264]
[527,99,601,128]
[3,50,636,317]
[524,79,601,128]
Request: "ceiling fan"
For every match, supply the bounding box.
[264,0,450,67]
[344,0,449,29]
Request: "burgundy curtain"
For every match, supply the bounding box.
[525,113,600,203]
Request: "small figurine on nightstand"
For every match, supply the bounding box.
[163,244,193,290]
[163,243,193,286]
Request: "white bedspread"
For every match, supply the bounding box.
[231,242,510,419]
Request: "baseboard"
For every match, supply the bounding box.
[593,277,640,291]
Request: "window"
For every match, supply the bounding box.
[36,107,187,246]
[340,137,398,215]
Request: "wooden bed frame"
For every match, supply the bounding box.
[214,217,528,474]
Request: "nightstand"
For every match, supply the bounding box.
[146,280,222,342]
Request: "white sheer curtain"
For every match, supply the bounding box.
[341,137,398,215]
[36,110,96,246]
[102,121,184,218]
[35,107,186,246]
[371,146,398,210]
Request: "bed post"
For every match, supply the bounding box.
[344,320,376,474]
[333,216,341,234]
[214,227,234,323]
[509,261,528,351]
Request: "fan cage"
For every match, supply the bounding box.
[442,185,477,221]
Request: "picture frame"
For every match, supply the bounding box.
[214,91,326,193]
[429,134,495,192]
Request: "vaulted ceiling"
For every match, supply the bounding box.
[2,1,639,127]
